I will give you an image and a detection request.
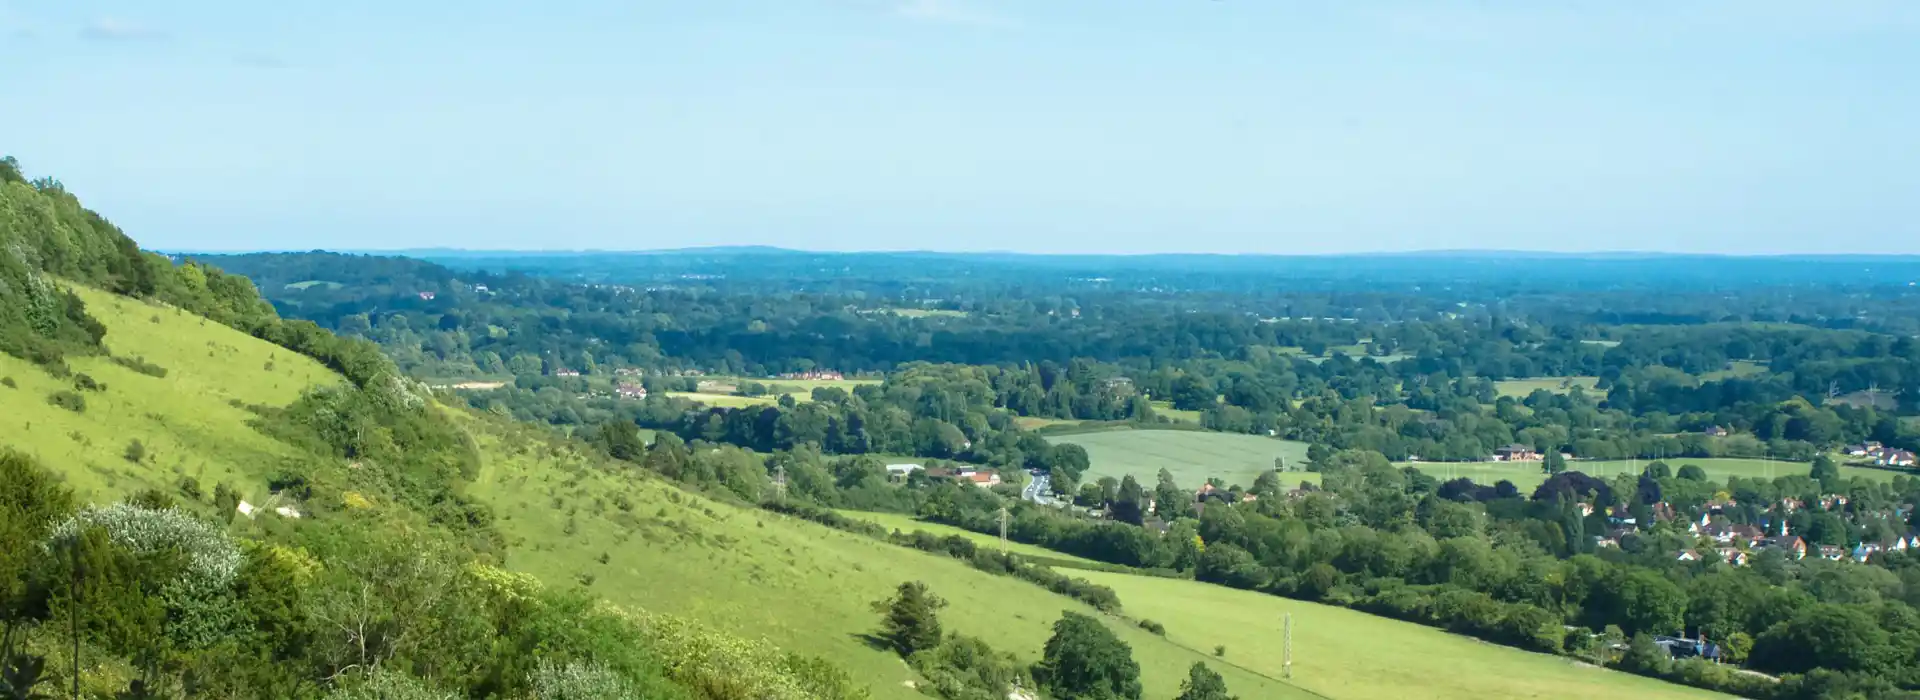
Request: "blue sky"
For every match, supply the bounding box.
[3,1,1917,254]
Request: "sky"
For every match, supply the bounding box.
[2,1,1917,254]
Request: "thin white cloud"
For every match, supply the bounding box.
[236,52,287,68]
[895,0,1007,27]
[80,16,165,41]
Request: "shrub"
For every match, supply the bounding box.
[1213,645,1226,657]
[124,439,147,464]
[324,670,460,700]
[1137,619,1166,636]
[47,390,85,413]
[529,659,634,700]
[72,372,105,392]
[48,503,244,592]
[177,476,203,501]
[111,355,169,378]
[1,376,14,388]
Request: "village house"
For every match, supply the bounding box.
[885,463,924,480]
[1492,444,1540,462]
[554,369,582,377]
[962,470,1001,487]
[1818,494,1850,510]
[417,291,436,301]
[615,383,647,400]
[1715,547,1749,566]
[1703,426,1730,437]
[1676,550,1700,562]
[779,370,846,381]
[1818,545,1846,560]
[1764,535,1808,560]
[1607,505,1637,527]
[1853,543,1885,562]
[1593,535,1620,548]
[1879,449,1918,468]
[1847,442,1885,457]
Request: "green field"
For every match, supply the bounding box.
[835,509,1103,565]
[1071,572,1727,700]
[282,279,342,291]
[886,307,968,319]
[1051,429,1313,488]
[662,391,781,408]
[466,423,1311,700]
[0,285,338,502]
[1014,415,1082,430]
[1148,400,1204,424]
[1702,360,1768,381]
[1494,376,1599,398]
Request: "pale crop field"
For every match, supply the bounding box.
[1493,376,1600,398]
[1051,429,1313,489]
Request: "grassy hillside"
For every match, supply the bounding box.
[1070,571,1728,700]
[1052,428,1314,487]
[0,284,337,501]
[835,509,1104,566]
[462,417,1315,700]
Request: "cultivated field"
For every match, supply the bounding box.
[662,391,781,408]
[1069,572,1728,700]
[1493,376,1599,398]
[1148,400,1204,424]
[0,284,338,501]
[466,421,1312,700]
[1051,429,1313,488]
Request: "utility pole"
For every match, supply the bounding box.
[773,463,787,504]
[1282,613,1294,679]
[999,504,1010,555]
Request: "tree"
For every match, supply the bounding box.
[1749,604,1892,675]
[122,440,146,465]
[1169,375,1215,412]
[872,581,946,657]
[1045,444,1091,482]
[1112,475,1146,526]
[1642,460,1671,479]
[1810,455,1841,488]
[1675,464,1707,481]
[1174,662,1234,700]
[1038,612,1141,700]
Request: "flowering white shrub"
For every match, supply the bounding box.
[530,659,637,700]
[324,670,460,700]
[47,502,243,591]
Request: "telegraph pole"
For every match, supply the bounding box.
[999,504,1010,555]
[1282,613,1294,679]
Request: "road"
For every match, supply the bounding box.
[1022,471,1054,505]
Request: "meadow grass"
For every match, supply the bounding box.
[662,391,781,408]
[1013,415,1081,430]
[1494,376,1599,398]
[1702,360,1768,380]
[1069,571,1729,700]
[886,307,967,319]
[1051,429,1312,488]
[834,509,1103,565]
[463,419,1311,700]
[1148,400,1204,424]
[0,284,337,503]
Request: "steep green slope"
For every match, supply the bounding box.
[463,415,1315,700]
[0,284,338,501]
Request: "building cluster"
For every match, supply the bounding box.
[1848,441,1918,467]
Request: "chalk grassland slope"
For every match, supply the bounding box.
[1071,571,1730,700]
[834,509,1104,566]
[461,416,1313,700]
[1053,428,1314,487]
[0,284,338,500]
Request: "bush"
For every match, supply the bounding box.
[1,376,14,388]
[47,390,86,413]
[177,476,203,501]
[529,660,635,700]
[1137,619,1166,636]
[72,372,105,392]
[124,439,147,464]
[324,670,460,700]
[111,355,169,378]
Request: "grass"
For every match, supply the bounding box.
[464,419,1312,700]
[1494,376,1599,398]
[662,391,781,408]
[1050,429,1314,488]
[834,510,1104,565]
[1014,416,1081,430]
[282,280,342,291]
[0,284,338,503]
[886,307,967,319]
[1148,400,1204,424]
[1070,571,1729,700]
[1702,360,1768,381]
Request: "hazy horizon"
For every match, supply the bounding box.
[5,1,1917,254]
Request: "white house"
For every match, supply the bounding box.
[886,463,924,479]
